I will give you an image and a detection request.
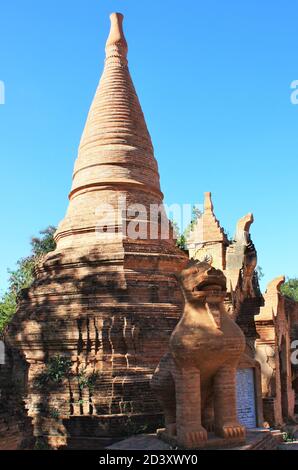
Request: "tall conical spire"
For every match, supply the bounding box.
[56,13,163,247]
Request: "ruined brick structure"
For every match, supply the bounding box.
[4,13,186,449]
[255,277,296,426]
[186,192,298,429]
[0,345,34,449]
[287,297,298,415]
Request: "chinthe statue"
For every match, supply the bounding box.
[151,261,246,449]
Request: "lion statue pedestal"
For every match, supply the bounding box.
[151,261,247,449]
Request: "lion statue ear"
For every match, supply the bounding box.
[174,258,195,281]
[175,259,199,286]
[182,258,212,274]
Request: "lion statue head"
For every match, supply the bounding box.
[178,260,227,305]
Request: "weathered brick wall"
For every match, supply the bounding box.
[0,350,34,450]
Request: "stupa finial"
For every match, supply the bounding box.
[204,192,214,214]
[105,12,128,59]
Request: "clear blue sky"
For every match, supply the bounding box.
[0,0,297,293]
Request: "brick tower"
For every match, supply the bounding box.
[6,13,186,448]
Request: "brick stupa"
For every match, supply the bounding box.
[6,13,186,448]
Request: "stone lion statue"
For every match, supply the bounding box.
[151,261,246,448]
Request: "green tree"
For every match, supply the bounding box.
[171,220,187,250]
[184,205,203,240]
[172,205,203,251]
[0,226,56,333]
[281,278,298,301]
[31,226,56,257]
[0,292,17,333]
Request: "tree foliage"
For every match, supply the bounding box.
[0,292,17,334]
[281,278,298,302]
[0,226,56,333]
[173,205,202,251]
[35,355,72,388]
[31,227,56,257]
[171,220,186,251]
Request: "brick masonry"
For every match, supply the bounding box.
[3,13,187,449]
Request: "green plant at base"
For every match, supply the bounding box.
[121,417,150,437]
[282,431,295,443]
[35,355,72,388]
[77,399,89,405]
[77,369,99,392]
[48,407,60,420]
[120,415,164,437]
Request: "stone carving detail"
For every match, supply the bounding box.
[236,368,257,428]
[151,261,246,448]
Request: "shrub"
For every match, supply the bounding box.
[35,355,72,388]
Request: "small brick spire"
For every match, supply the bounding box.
[204,192,214,214]
[185,192,228,270]
[202,192,226,243]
